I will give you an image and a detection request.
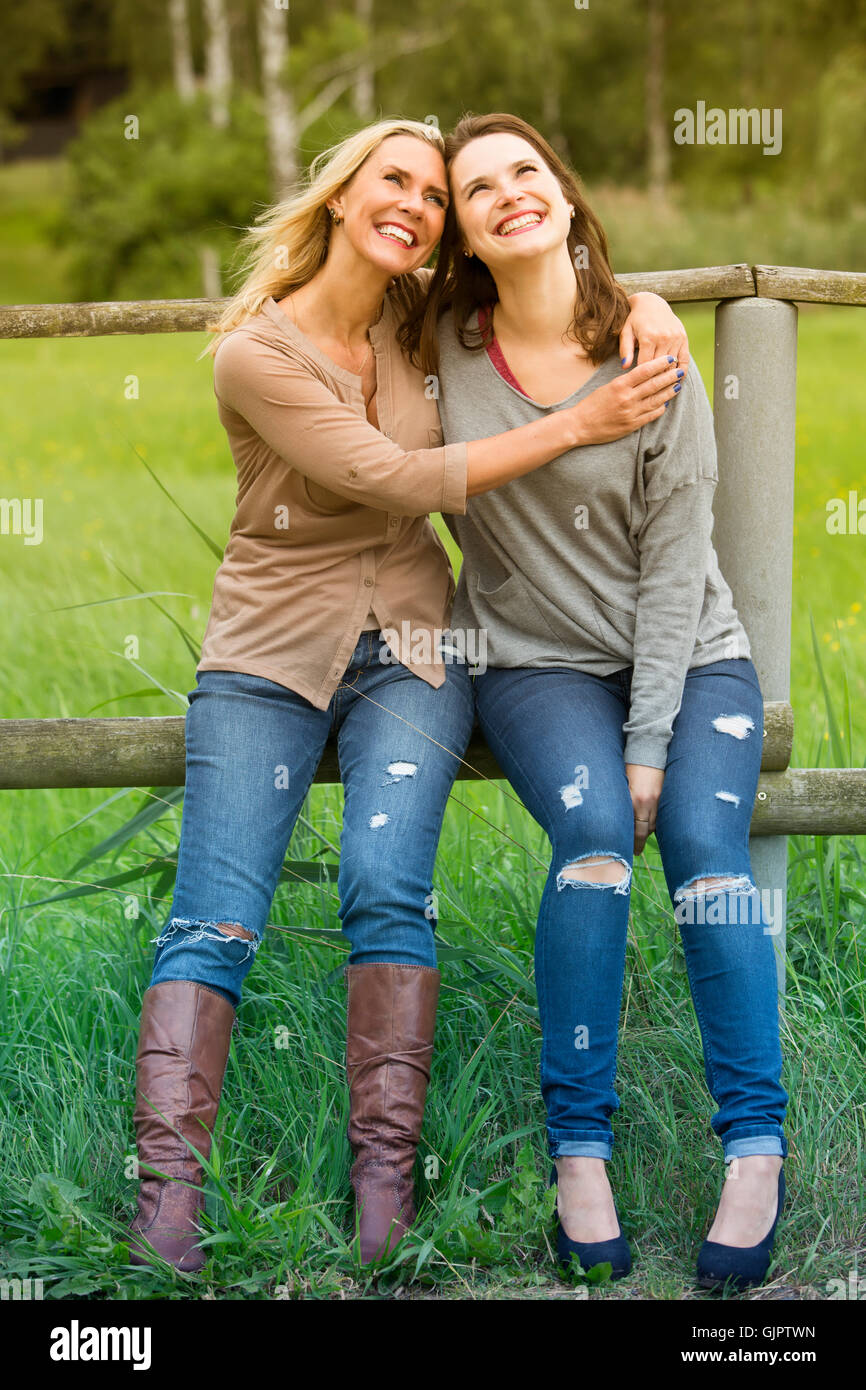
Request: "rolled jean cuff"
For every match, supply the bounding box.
[550,1137,613,1160]
[723,1132,788,1162]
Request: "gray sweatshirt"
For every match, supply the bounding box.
[436,306,752,769]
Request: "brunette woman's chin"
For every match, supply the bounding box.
[480,225,569,270]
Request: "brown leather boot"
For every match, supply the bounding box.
[128,980,235,1272]
[345,963,440,1264]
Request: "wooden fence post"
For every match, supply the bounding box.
[712,296,798,997]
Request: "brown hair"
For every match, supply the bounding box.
[398,111,631,377]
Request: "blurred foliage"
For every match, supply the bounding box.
[3,0,864,297]
[0,0,67,154]
[53,86,271,301]
[813,46,866,219]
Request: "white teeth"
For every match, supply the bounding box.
[376,223,414,246]
[497,213,543,236]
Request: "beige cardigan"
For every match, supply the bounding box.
[197,273,468,709]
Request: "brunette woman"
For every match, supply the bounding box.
[405,112,788,1290]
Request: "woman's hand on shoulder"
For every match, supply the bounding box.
[570,355,684,445]
[620,292,690,373]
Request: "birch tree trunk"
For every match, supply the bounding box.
[739,0,758,206]
[353,0,375,121]
[541,65,569,162]
[258,0,298,194]
[526,0,568,160]
[200,0,233,294]
[646,0,670,200]
[167,0,196,102]
[203,0,231,130]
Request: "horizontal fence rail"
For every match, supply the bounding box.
[8,706,866,839]
[0,703,794,790]
[750,265,866,306]
[0,266,864,340]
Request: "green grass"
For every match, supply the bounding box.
[0,163,864,1301]
[0,763,863,1300]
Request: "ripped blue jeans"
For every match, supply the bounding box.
[149,631,475,1007]
[472,656,789,1164]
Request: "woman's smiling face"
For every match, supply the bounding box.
[449,131,574,269]
[332,133,450,275]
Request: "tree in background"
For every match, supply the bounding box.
[0,0,67,159]
[55,85,270,301]
[40,0,866,300]
[168,0,196,102]
[645,0,669,201]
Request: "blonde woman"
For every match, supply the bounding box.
[126,117,688,1273]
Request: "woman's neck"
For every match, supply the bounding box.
[489,247,581,348]
[289,247,390,348]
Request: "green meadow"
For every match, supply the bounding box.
[0,165,864,1300]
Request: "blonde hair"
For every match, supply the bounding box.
[201,117,446,358]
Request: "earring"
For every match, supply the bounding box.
[328,207,344,225]
[463,249,473,258]
[570,207,575,219]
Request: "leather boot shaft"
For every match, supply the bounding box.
[345,963,440,1263]
[129,980,235,1271]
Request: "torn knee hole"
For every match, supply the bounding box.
[560,855,626,883]
[214,921,255,941]
[151,917,261,961]
[674,873,756,901]
[556,853,632,894]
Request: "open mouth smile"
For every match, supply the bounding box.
[495,211,546,236]
[375,223,417,248]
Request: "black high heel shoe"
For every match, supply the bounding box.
[696,1164,785,1291]
[549,1164,632,1280]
